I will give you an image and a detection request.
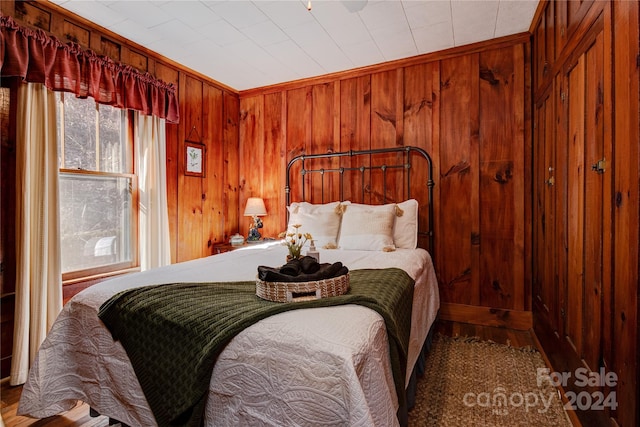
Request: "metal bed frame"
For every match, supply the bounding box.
[285,146,434,252]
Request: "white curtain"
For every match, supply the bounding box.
[135,113,171,270]
[11,83,62,385]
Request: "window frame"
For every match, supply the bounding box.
[57,94,139,282]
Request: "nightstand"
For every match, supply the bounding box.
[213,238,277,254]
[212,243,246,254]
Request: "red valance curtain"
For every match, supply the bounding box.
[0,15,179,123]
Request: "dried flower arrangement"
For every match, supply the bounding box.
[279,224,312,260]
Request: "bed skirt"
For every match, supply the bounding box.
[399,313,438,427]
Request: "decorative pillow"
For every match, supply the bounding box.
[286,201,344,248]
[339,204,396,251]
[341,199,419,249]
[288,201,345,215]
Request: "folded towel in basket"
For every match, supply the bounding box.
[299,256,322,274]
[258,257,348,282]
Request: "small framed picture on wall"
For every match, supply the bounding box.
[185,141,205,177]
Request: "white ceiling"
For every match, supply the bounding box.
[52,0,539,91]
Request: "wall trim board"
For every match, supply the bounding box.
[439,302,533,330]
[529,320,585,427]
[533,311,611,427]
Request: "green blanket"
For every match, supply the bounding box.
[98,268,414,427]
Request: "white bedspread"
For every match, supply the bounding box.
[18,242,439,427]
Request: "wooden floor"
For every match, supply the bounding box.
[1,320,538,427]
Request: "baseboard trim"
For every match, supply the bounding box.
[439,302,533,330]
[530,320,583,427]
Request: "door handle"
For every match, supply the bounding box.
[591,158,606,174]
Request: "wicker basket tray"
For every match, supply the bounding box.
[256,273,350,303]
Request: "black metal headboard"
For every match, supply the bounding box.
[285,146,434,252]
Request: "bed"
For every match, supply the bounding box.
[18,147,440,427]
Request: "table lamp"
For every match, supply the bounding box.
[244,197,267,241]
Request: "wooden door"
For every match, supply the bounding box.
[533,86,558,330]
[562,21,606,376]
[580,30,606,374]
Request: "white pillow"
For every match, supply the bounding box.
[286,201,344,248]
[344,200,419,249]
[288,201,345,215]
[339,204,396,251]
[394,199,419,249]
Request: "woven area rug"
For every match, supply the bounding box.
[408,334,572,427]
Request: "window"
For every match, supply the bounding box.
[57,93,138,280]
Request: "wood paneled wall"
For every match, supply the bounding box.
[174,75,240,262]
[239,35,532,325]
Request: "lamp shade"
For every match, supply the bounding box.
[244,197,267,216]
